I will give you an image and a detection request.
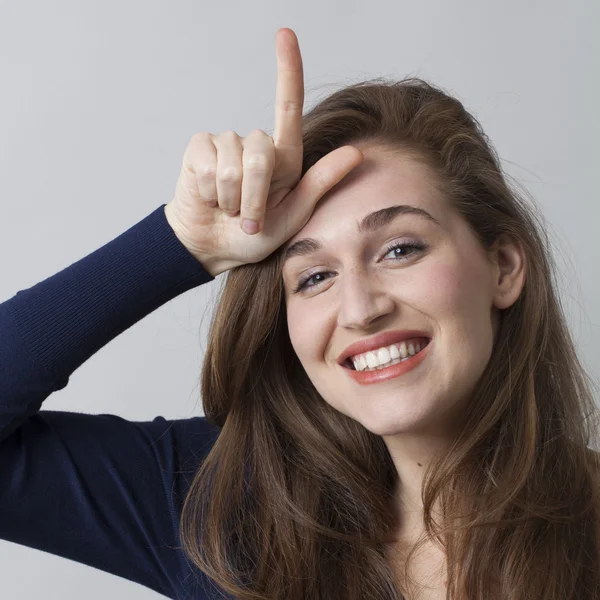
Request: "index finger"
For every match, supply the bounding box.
[273,28,305,173]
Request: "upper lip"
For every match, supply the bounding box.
[337,329,431,367]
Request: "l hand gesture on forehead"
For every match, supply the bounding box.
[164,27,364,277]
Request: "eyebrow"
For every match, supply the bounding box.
[281,204,442,266]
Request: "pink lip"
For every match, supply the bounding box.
[343,337,432,385]
[337,329,431,366]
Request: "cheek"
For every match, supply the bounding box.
[424,256,494,370]
[287,308,317,362]
[422,255,489,318]
[412,260,466,317]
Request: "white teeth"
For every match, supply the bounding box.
[377,346,391,365]
[366,351,379,369]
[350,339,428,372]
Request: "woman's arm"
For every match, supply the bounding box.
[0,204,220,598]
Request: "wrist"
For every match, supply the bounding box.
[163,204,236,277]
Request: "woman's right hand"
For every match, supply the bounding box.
[164,27,364,277]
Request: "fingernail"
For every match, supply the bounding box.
[242,219,259,235]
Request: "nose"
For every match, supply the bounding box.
[336,270,396,330]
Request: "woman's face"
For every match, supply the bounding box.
[281,144,512,438]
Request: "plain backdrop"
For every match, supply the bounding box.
[0,0,598,598]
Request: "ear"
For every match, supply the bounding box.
[489,234,527,310]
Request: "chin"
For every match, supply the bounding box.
[356,416,416,438]
[356,405,439,437]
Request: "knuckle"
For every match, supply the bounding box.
[218,165,242,181]
[249,128,268,137]
[182,159,196,175]
[313,168,327,189]
[241,200,263,218]
[191,131,211,142]
[279,99,303,113]
[244,153,272,171]
[221,130,240,140]
[197,163,217,178]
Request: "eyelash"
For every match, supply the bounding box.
[292,241,427,294]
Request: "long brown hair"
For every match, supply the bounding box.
[178,77,600,599]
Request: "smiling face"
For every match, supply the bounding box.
[281,143,507,438]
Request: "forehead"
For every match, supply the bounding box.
[283,146,448,250]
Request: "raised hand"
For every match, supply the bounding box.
[164,27,363,277]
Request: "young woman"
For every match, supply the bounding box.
[1,27,598,600]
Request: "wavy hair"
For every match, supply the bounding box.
[178,77,600,599]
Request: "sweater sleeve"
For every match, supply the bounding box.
[0,205,223,599]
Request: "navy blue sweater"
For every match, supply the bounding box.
[0,205,231,599]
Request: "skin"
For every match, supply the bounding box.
[281,141,527,544]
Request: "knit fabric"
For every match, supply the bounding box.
[0,205,230,599]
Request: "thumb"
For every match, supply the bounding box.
[280,146,364,235]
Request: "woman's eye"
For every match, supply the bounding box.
[292,241,427,294]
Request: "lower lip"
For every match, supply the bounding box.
[342,339,432,385]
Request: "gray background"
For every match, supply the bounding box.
[0,0,598,598]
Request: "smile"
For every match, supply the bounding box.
[341,338,432,386]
